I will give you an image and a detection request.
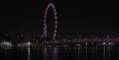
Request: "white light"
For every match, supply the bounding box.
[108,42,113,45]
[102,42,106,45]
[85,42,88,46]
[17,41,31,47]
[27,41,31,46]
[0,41,13,49]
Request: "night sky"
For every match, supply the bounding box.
[0,0,118,37]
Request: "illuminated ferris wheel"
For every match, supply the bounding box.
[41,3,58,40]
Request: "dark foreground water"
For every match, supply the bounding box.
[0,45,119,60]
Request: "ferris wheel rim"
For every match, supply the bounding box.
[42,3,58,40]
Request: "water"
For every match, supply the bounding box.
[0,44,118,60]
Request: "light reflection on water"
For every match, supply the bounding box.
[0,45,118,60]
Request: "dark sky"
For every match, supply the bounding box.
[0,0,118,37]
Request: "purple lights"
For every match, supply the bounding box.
[41,3,58,40]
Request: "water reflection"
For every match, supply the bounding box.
[0,42,118,60]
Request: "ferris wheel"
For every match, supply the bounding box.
[41,3,58,41]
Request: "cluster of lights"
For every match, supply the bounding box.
[101,42,114,46]
[0,41,13,49]
[0,40,32,49]
[17,41,31,47]
[0,41,115,49]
